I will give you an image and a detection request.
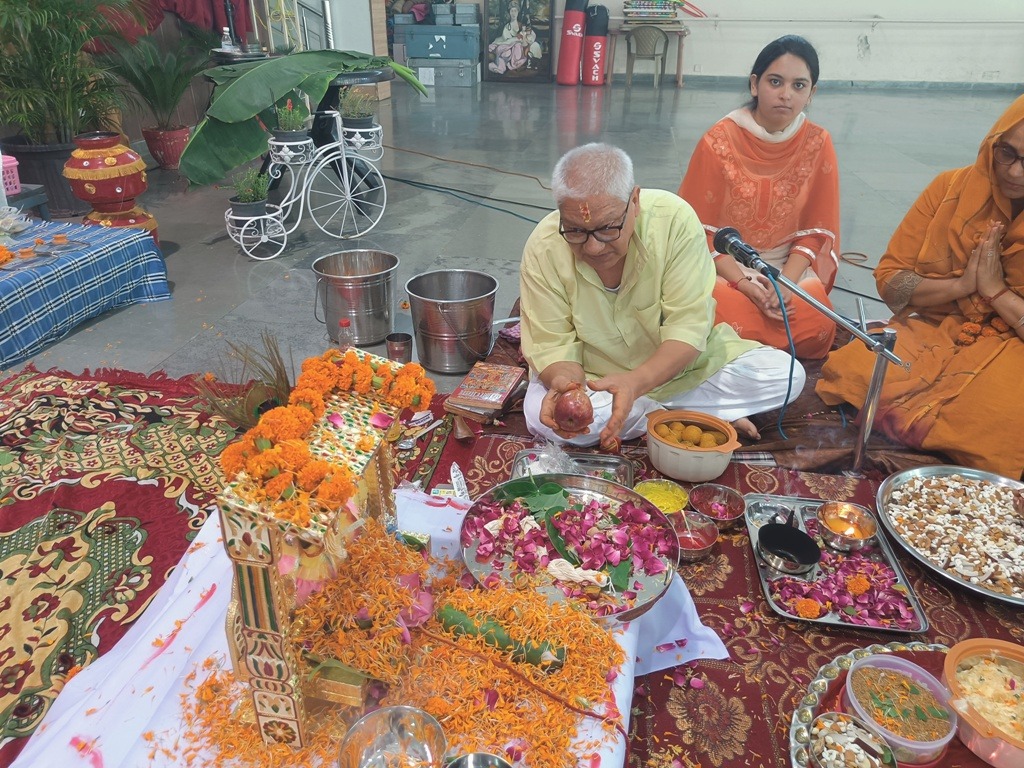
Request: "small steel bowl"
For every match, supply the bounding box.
[670,509,719,563]
[757,521,821,575]
[816,501,877,552]
[689,483,746,530]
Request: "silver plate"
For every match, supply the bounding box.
[460,473,677,624]
[788,641,949,768]
[744,493,928,634]
[510,449,634,487]
[876,465,1024,608]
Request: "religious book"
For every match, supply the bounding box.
[446,362,526,411]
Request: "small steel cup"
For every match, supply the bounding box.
[386,332,413,364]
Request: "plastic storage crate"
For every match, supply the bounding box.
[1,155,20,196]
[408,57,480,87]
[402,24,479,59]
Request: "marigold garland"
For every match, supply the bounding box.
[220,349,435,528]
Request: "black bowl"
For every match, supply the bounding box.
[757,521,821,574]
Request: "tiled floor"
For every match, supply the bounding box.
[4,81,1018,392]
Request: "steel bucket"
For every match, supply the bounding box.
[313,250,399,345]
[405,269,498,374]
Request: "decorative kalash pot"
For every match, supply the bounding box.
[62,131,157,241]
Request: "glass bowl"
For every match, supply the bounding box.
[689,483,746,530]
[942,638,1024,768]
[842,655,957,765]
[337,706,446,768]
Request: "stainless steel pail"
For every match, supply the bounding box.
[313,250,399,345]
[405,269,498,374]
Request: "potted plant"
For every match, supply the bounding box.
[271,99,310,143]
[0,0,134,215]
[100,27,216,170]
[180,50,426,187]
[339,88,378,129]
[230,167,271,218]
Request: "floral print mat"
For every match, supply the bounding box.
[0,367,239,766]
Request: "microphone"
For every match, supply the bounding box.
[712,227,779,279]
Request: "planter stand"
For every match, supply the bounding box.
[223,115,387,261]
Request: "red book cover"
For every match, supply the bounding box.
[447,362,526,410]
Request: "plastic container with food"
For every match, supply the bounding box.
[634,478,689,515]
[942,638,1024,768]
[689,483,745,529]
[646,410,740,483]
[842,655,957,765]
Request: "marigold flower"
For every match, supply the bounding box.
[845,574,871,596]
[981,325,999,337]
[992,316,1011,333]
[794,597,821,619]
[962,321,982,336]
[956,332,977,346]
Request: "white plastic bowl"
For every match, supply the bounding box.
[646,410,740,483]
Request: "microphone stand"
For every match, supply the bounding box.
[738,253,908,475]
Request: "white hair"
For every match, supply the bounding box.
[551,143,635,204]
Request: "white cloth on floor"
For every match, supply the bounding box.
[524,346,806,446]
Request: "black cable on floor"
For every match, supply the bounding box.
[382,174,542,224]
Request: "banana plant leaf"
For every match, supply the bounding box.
[180,50,426,186]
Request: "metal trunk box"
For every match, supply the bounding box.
[402,24,479,59]
[407,57,480,87]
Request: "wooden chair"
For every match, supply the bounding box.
[625,25,669,89]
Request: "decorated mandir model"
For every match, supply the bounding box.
[217,348,435,748]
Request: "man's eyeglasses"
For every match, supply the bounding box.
[993,142,1024,173]
[559,200,631,244]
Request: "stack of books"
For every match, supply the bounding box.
[443,362,528,423]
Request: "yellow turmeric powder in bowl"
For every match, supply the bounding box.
[633,479,689,515]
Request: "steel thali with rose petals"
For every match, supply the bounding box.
[744,493,928,634]
[460,473,679,624]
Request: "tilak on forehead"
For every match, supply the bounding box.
[579,202,591,223]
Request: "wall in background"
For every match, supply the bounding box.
[553,0,1024,85]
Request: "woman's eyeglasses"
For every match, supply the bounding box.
[559,200,630,244]
[993,142,1024,172]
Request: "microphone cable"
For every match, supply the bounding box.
[764,273,797,441]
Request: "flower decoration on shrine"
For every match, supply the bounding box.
[220,349,435,527]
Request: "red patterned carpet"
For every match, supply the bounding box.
[410,418,1024,768]
[0,367,239,766]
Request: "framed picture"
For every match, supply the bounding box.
[483,0,553,83]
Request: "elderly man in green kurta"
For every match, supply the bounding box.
[520,143,804,450]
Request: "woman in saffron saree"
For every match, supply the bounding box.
[817,95,1024,478]
[679,35,840,360]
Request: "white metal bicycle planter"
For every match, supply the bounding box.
[224,110,387,260]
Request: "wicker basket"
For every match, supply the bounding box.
[1,155,20,196]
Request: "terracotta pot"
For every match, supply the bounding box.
[63,132,157,239]
[142,126,190,170]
